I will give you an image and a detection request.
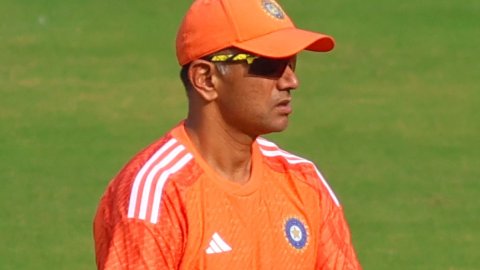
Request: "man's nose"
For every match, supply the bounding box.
[277,65,299,91]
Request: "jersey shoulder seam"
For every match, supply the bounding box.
[126,135,195,224]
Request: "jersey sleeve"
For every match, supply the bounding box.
[94,219,182,269]
[94,183,187,270]
[311,167,362,270]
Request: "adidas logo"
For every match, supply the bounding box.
[205,232,232,254]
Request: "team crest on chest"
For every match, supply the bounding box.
[284,217,308,251]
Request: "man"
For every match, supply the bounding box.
[94,0,362,269]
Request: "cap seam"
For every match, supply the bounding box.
[221,0,241,43]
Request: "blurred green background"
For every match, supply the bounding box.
[1,0,479,269]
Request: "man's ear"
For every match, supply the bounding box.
[188,60,218,101]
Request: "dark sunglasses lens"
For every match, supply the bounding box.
[249,58,290,77]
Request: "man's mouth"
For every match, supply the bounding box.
[276,99,292,114]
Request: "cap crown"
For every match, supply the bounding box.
[176,0,335,66]
[176,0,295,65]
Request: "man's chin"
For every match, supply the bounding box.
[258,120,290,135]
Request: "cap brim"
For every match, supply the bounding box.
[233,27,335,59]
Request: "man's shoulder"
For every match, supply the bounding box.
[256,137,341,206]
[114,124,193,184]
[116,133,179,181]
[256,137,317,172]
[101,127,200,224]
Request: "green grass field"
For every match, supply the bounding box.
[1,0,479,269]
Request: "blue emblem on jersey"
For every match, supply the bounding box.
[284,217,308,250]
[261,0,285,19]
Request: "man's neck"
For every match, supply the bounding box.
[184,118,256,184]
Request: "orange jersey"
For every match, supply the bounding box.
[94,122,361,269]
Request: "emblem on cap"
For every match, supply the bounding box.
[284,217,308,250]
[261,0,285,20]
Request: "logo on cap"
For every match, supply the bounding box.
[261,0,285,20]
[284,217,308,250]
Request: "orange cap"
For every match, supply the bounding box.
[176,0,335,66]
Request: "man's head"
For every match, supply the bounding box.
[176,0,335,136]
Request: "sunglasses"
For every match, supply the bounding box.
[207,53,296,78]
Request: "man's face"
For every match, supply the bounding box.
[213,55,299,137]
